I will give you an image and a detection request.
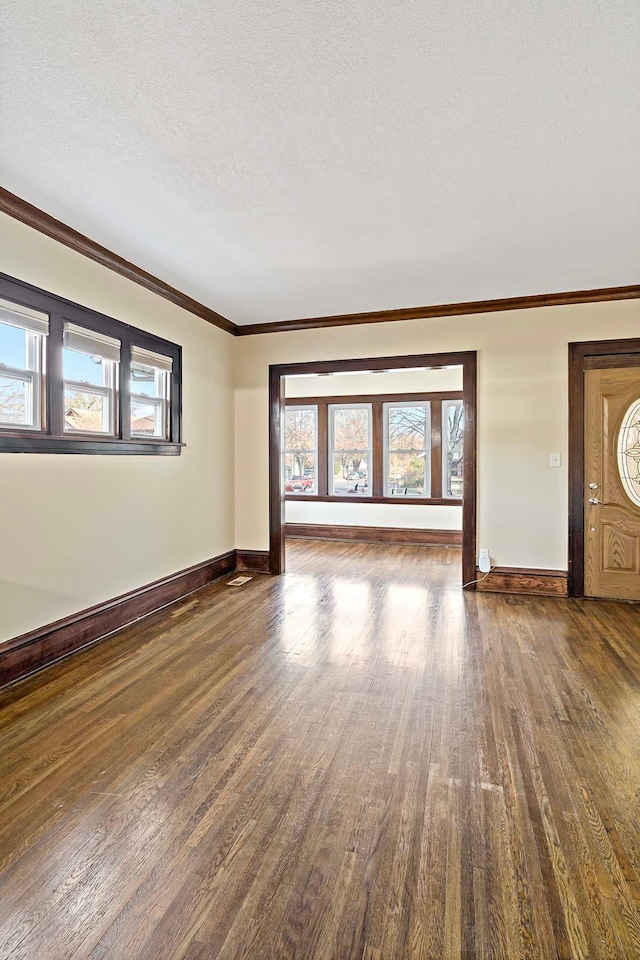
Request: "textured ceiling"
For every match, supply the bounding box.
[1,1,638,325]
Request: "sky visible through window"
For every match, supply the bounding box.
[63,348,104,383]
[0,322,27,369]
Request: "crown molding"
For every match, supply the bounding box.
[0,187,238,335]
[4,186,638,338]
[236,284,640,335]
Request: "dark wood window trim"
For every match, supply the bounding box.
[0,272,183,455]
[568,337,640,597]
[285,494,459,506]
[284,390,463,505]
[270,351,478,588]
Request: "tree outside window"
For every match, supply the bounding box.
[330,405,371,495]
[386,404,429,496]
[284,406,317,493]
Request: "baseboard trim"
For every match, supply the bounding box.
[285,523,462,547]
[476,566,568,597]
[235,550,271,574]
[0,550,237,689]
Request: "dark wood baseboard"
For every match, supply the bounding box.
[236,550,270,573]
[285,523,462,547]
[476,566,568,597]
[235,550,271,574]
[0,550,237,689]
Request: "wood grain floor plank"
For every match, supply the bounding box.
[1,540,639,959]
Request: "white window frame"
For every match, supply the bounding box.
[328,402,372,497]
[63,323,120,436]
[0,365,40,430]
[442,398,464,498]
[383,401,431,497]
[63,374,117,435]
[130,369,171,439]
[0,325,45,431]
[283,404,318,493]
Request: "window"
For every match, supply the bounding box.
[0,298,47,430]
[130,347,172,439]
[384,402,430,496]
[617,398,640,507]
[63,324,120,435]
[329,403,371,496]
[0,272,182,454]
[284,391,463,503]
[443,399,464,498]
[284,405,317,493]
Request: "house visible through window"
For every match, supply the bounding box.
[0,298,47,431]
[63,324,120,435]
[0,273,182,454]
[284,405,317,493]
[283,391,463,503]
[329,403,371,496]
[384,402,430,496]
[443,399,464,497]
[130,347,172,439]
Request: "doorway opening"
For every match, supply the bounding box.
[568,338,640,600]
[269,351,477,587]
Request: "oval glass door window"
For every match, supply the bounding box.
[618,399,640,507]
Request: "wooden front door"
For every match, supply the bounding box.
[584,362,640,599]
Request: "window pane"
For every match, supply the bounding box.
[130,350,170,438]
[63,324,120,360]
[0,320,29,370]
[0,371,28,425]
[64,387,109,433]
[388,451,427,496]
[130,361,165,399]
[285,407,316,451]
[332,453,369,495]
[63,324,120,386]
[284,452,316,493]
[387,406,427,451]
[444,401,464,497]
[333,407,369,450]
[0,298,49,337]
[131,398,167,438]
[131,346,172,372]
[130,347,172,404]
[63,348,109,386]
[617,398,640,507]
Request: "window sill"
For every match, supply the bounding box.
[0,432,184,455]
[285,494,462,506]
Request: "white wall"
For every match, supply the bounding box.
[234,298,640,569]
[285,366,464,531]
[285,500,461,530]
[285,366,462,397]
[3,207,639,644]
[0,214,235,642]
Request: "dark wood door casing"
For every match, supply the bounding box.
[568,338,640,597]
[269,352,477,587]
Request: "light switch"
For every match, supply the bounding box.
[549,452,561,467]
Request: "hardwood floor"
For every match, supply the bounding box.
[1,540,640,959]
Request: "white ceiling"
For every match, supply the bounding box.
[1,1,638,325]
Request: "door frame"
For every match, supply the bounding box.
[269,350,478,586]
[568,337,640,597]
